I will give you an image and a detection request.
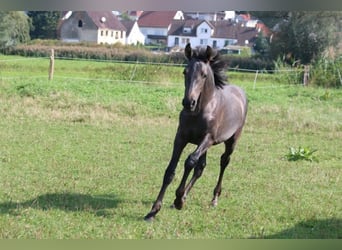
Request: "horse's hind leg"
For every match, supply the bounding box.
[212,131,240,207]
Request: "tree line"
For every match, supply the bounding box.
[0,11,61,48]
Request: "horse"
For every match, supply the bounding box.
[144,43,248,221]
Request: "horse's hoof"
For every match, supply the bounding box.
[211,199,218,207]
[144,213,155,222]
[173,199,184,210]
[144,216,154,222]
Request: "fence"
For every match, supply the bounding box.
[0,52,308,90]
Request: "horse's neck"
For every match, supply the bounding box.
[201,75,216,107]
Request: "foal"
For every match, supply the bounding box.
[144,43,248,221]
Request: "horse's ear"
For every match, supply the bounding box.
[206,45,216,62]
[185,43,192,60]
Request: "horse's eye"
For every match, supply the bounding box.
[201,72,207,78]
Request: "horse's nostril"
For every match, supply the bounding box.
[182,98,197,111]
[182,98,189,108]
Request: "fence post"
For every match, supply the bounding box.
[49,49,54,80]
[130,60,138,83]
[337,68,342,86]
[303,65,310,86]
[253,70,259,90]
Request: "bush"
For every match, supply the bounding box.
[5,40,275,69]
[225,56,275,71]
[3,41,187,65]
[310,57,342,88]
[273,57,303,85]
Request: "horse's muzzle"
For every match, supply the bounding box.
[182,98,197,112]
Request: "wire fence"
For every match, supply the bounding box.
[0,55,306,90]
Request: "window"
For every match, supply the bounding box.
[201,28,208,33]
[212,40,217,48]
[181,38,190,44]
[183,27,191,33]
[200,39,208,45]
[101,30,104,36]
[106,30,108,36]
[174,37,179,45]
[78,20,83,28]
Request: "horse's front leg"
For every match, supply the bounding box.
[173,134,213,210]
[144,133,187,221]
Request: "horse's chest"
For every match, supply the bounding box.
[179,115,210,145]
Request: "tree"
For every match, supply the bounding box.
[269,11,341,64]
[249,11,290,29]
[28,11,61,39]
[0,11,31,49]
[253,32,271,57]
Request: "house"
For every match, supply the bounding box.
[121,20,145,45]
[183,11,235,21]
[167,19,269,52]
[137,11,184,45]
[124,11,144,21]
[167,19,214,48]
[59,11,127,45]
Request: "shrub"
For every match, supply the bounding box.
[5,40,275,69]
[273,57,302,85]
[225,56,275,71]
[3,42,187,64]
[310,57,342,88]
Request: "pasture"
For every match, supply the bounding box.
[0,55,341,238]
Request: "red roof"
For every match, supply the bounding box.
[87,11,126,31]
[138,11,179,28]
[256,22,271,36]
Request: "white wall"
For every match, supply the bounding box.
[126,22,145,45]
[97,29,126,44]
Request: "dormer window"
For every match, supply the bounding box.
[183,27,191,33]
[78,20,83,27]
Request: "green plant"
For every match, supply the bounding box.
[285,146,318,162]
[310,57,342,88]
[273,57,302,85]
[319,90,331,101]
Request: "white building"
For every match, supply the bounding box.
[59,11,126,45]
[121,20,145,45]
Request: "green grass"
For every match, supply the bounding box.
[0,55,341,238]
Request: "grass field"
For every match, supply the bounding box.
[0,55,341,238]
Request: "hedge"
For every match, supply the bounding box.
[3,42,274,71]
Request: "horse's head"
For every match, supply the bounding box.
[182,43,216,113]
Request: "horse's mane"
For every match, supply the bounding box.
[191,47,228,89]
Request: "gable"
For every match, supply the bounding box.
[196,21,213,35]
[87,11,126,31]
[120,20,135,35]
[62,11,127,32]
